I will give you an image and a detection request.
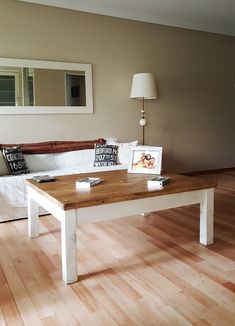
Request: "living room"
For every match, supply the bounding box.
[0,0,234,325]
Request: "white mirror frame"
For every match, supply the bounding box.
[0,58,93,115]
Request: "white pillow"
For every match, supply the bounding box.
[0,150,10,175]
[108,140,138,164]
[105,137,118,144]
[24,153,56,172]
[54,149,95,168]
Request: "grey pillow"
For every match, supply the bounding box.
[94,144,118,167]
[2,146,30,175]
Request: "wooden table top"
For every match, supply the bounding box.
[26,170,217,210]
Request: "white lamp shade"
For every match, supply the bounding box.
[130,73,157,99]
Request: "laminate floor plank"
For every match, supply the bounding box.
[0,265,24,326]
[0,171,234,325]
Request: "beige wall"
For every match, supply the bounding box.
[34,69,85,106]
[0,0,234,172]
[34,69,65,106]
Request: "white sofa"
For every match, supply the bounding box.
[0,138,137,222]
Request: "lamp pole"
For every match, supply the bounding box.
[139,97,147,145]
[141,97,145,145]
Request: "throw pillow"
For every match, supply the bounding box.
[0,150,10,175]
[2,146,30,175]
[108,140,138,165]
[94,144,118,167]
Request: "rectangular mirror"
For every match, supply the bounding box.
[0,58,93,114]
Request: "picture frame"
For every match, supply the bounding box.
[128,146,162,174]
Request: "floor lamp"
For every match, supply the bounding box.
[130,73,157,145]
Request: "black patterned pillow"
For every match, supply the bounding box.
[2,146,30,175]
[94,144,118,167]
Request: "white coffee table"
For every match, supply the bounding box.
[26,170,216,284]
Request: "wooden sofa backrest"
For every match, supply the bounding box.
[0,138,106,154]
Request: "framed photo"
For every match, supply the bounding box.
[128,146,162,174]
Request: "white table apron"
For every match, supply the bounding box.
[27,185,214,284]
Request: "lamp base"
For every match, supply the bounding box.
[139,118,146,127]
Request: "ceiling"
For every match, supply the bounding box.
[19,0,235,36]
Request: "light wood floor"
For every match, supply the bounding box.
[0,172,234,326]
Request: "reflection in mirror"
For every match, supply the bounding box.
[0,58,93,114]
[0,67,86,107]
[0,67,34,106]
[65,73,86,106]
[33,69,86,106]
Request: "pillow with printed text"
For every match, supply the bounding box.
[2,146,30,175]
[94,144,118,167]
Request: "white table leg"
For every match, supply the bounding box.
[28,191,39,238]
[61,210,78,284]
[200,188,214,245]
